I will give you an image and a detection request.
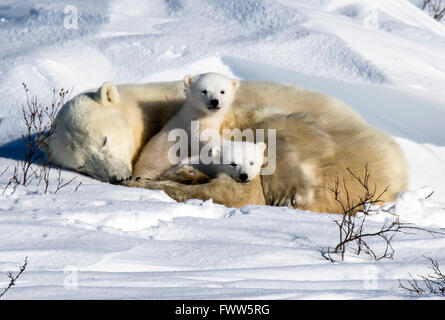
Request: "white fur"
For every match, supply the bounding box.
[131,73,240,180]
[181,139,266,182]
[184,72,239,117]
[40,89,134,183]
[42,79,365,183]
[214,140,266,182]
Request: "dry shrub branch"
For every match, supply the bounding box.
[421,0,445,21]
[1,84,79,195]
[320,165,439,262]
[399,257,445,296]
[0,257,28,299]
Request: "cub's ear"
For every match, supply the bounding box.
[183,74,196,88]
[232,79,240,92]
[98,82,120,107]
[257,141,267,154]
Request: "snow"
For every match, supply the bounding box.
[1,0,445,299]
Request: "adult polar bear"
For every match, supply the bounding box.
[40,80,408,213]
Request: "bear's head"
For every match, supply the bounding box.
[215,140,266,183]
[183,73,240,115]
[39,82,134,183]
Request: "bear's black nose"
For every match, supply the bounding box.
[210,99,219,108]
[109,175,128,184]
[109,175,119,184]
[239,173,248,182]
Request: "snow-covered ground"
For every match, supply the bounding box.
[1,0,445,299]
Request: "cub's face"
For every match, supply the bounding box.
[219,141,266,183]
[183,73,240,115]
[39,83,134,183]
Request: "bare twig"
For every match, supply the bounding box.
[0,166,8,179]
[2,165,19,195]
[74,181,82,192]
[399,257,445,296]
[421,0,445,21]
[321,165,440,262]
[53,168,77,194]
[0,257,28,299]
[2,84,80,195]
[319,247,336,263]
[19,84,69,187]
[325,165,399,261]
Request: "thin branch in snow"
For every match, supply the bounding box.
[0,257,28,299]
[421,0,445,21]
[53,168,78,194]
[1,85,81,195]
[321,165,441,262]
[399,257,445,296]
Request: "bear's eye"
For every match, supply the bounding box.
[201,89,207,95]
[249,161,254,166]
[102,136,108,147]
[220,90,225,94]
[78,165,85,170]
[230,163,236,167]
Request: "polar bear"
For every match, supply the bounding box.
[165,139,267,183]
[216,139,267,183]
[131,73,239,181]
[39,80,408,213]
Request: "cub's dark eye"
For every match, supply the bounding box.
[78,165,85,170]
[201,89,207,94]
[220,90,225,94]
[230,163,236,167]
[102,136,108,147]
[249,162,254,166]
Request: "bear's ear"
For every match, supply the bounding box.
[98,82,120,107]
[183,75,196,88]
[257,141,267,154]
[232,79,240,92]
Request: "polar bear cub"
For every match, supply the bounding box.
[177,139,267,183]
[214,139,266,182]
[131,72,240,181]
